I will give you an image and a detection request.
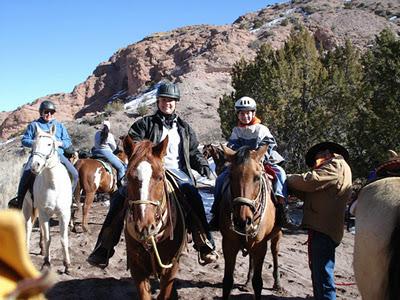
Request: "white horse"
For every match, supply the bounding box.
[354,176,400,300]
[22,124,72,274]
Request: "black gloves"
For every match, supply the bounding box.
[199,165,212,179]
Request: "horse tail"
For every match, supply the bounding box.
[388,215,400,300]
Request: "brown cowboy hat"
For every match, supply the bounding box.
[305,141,349,167]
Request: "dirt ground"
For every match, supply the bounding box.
[26,198,360,299]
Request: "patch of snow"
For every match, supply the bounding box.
[124,84,161,113]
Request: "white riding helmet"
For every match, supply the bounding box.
[234,96,257,112]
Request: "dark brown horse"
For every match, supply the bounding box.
[202,143,227,176]
[219,145,282,299]
[72,143,128,232]
[124,137,186,300]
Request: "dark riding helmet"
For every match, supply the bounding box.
[39,100,56,114]
[157,83,180,101]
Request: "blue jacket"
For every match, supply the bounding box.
[21,117,72,156]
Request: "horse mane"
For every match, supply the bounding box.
[234,146,252,165]
[129,140,157,167]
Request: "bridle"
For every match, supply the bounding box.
[230,170,269,240]
[126,173,185,269]
[31,135,58,169]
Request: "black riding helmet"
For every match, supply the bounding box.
[157,83,180,101]
[39,100,56,114]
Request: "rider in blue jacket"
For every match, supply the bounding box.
[15,100,78,208]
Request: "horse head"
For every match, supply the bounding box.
[203,144,227,175]
[30,125,58,175]
[222,144,269,235]
[125,137,169,241]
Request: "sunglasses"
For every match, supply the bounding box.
[43,110,55,115]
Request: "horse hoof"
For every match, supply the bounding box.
[41,261,51,270]
[272,284,283,292]
[63,262,71,275]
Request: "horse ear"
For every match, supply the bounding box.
[388,150,399,159]
[221,144,236,162]
[255,145,269,162]
[123,135,135,158]
[153,136,169,158]
[49,124,57,136]
[35,124,44,135]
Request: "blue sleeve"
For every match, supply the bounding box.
[21,122,36,148]
[57,123,72,149]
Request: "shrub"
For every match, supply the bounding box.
[104,100,124,115]
[137,103,149,116]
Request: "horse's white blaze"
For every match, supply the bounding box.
[137,161,152,217]
[94,168,102,188]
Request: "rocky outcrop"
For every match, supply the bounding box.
[1,0,399,142]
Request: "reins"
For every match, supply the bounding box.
[127,170,186,271]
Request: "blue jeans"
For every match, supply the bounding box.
[308,230,338,300]
[212,167,229,215]
[59,154,79,192]
[92,149,127,181]
[270,164,287,199]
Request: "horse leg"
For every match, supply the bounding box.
[59,212,71,274]
[158,263,179,300]
[71,180,82,232]
[222,239,239,300]
[271,230,283,291]
[251,246,268,300]
[22,195,34,252]
[39,213,51,269]
[244,255,253,289]
[82,191,95,232]
[133,276,152,300]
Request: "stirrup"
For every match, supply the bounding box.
[198,249,219,266]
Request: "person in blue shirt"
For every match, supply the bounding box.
[15,100,79,209]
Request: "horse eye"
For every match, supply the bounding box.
[254,175,261,182]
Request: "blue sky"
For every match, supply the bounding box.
[0,0,282,112]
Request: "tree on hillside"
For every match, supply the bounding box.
[349,29,400,177]
[219,28,363,173]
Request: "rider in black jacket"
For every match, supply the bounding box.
[88,82,218,268]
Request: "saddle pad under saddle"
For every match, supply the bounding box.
[94,159,113,174]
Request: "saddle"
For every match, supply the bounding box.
[376,150,400,178]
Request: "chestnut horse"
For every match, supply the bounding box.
[202,143,227,176]
[124,137,186,300]
[72,143,128,232]
[354,176,400,300]
[219,145,282,299]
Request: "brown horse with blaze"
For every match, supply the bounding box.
[124,136,186,300]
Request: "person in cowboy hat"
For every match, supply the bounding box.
[287,141,352,300]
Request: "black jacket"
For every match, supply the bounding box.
[128,111,209,183]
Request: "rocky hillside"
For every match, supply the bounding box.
[1,0,399,142]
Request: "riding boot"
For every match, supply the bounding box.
[87,187,126,268]
[275,202,297,230]
[178,183,218,265]
[16,169,36,209]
